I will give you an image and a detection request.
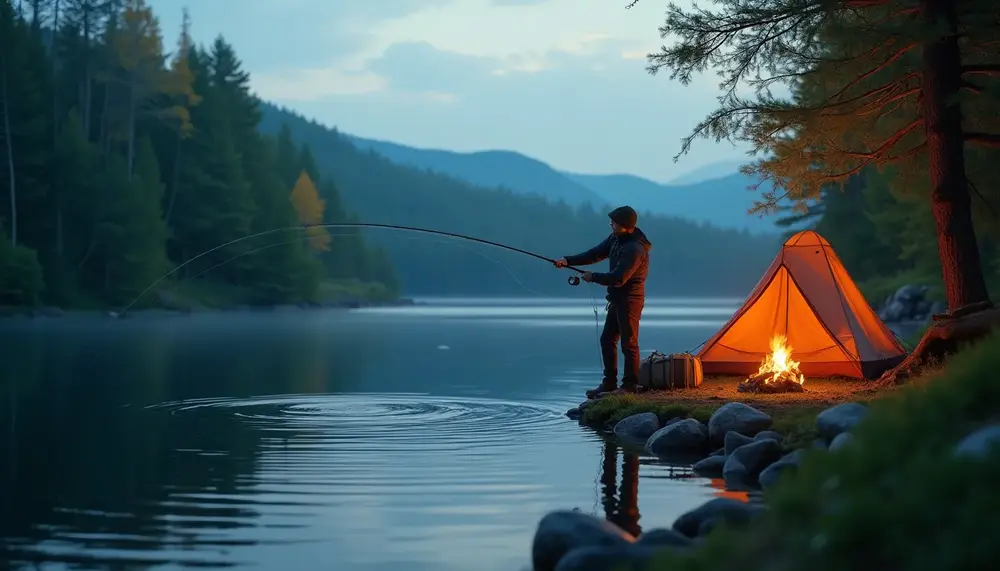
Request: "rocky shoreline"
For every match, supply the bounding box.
[0,297,418,319]
[532,401,870,571]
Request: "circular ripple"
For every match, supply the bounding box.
[147,392,572,452]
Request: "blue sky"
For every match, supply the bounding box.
[148,0,752,182]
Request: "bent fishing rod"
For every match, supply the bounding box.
[301,222,590,284]
[118,222,591,319]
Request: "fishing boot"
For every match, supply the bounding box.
[586,380,618,399]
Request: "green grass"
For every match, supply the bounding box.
[643,329,1000,571]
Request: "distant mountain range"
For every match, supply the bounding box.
[346,135,780,234]
[258,104,782,297]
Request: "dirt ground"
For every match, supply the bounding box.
[638,375,893,410]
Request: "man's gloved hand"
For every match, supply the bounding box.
[553,258,568,268]
[581,271,594,283]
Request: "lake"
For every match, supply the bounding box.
[0,296,746,570]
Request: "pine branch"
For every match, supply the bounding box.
[965,133,1000,148]
[961,64,1000,76]
[819,41,918,106]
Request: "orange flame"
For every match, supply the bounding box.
[756,335,805,385]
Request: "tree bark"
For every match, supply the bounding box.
[82,5,92,138]
[920,0,990,311]
[126,81,135,180]
[164,133,182,223]
[876,303,1000,385]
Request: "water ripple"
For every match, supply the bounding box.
[148,392,569,446]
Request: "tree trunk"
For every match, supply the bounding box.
[1,55,17,247]
[51,0,59,142]
[919,0,990,312]
[55,206,63,259]
[164,133,182,223]
[126,81,135,180]
[877,303,1000,385]
[82,8,92,138]
[98,82,110,152]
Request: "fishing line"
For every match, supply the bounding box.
[116,222,590,320]
[78,226,605,368]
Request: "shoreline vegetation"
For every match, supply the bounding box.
[539,334,997,571]
[0,277,414,318]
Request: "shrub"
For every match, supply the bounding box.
[0,235,45,306]
[649,330,1000,571]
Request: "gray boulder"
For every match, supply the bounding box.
[754,430,783,443]
[613,413,660,442]
[634,528,692,548]
[566,400,597,420]
[708,403,773,443]
[724,431,754,455]
[816,402,869,440]
[531,510,635,571]
[758,450,805,489]
[554,544,663,571]
[731,439,784,478]
[692,454,727,478]
[954,424,1000,460]
[722,456,752,490]
[672,498,763,538]
[724,439,783,490]
[829,432,853,451]
[646,418,709,457]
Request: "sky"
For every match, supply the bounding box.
[147,0,752,182]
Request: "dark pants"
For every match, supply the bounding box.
[600,297,644,389]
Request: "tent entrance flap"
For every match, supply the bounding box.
[697,230,907,380]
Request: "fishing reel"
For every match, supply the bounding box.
[568,275,581,286]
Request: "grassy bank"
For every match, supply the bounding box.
[639,330,1000,571]
[580,376,891,449]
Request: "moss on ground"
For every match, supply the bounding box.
[641,329,1000,571]
[580,376,885,449]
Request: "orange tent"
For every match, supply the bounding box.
[697,230,907,379]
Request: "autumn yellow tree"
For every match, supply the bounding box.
[289,170,331,252]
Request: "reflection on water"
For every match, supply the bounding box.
[600,439,642,537]
[0,298,739,570]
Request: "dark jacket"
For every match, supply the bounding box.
[565,228,652,301]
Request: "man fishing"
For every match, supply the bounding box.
[554,206,652,398]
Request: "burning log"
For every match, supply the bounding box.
[737,336,806,394]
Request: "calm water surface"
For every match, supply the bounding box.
[0,296,745,570]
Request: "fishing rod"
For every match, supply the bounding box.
[117,221,591,320]
[297,222,589,285]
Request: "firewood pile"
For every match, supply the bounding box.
[737,371,806,394]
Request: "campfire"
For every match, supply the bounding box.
[737,335,806,394]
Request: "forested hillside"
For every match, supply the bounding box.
[0,0,397,309]
[260,106,781,296]
[345,132,780,235]
[776,164,1000,306]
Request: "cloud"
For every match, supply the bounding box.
[151,0,451,73]
[268,40,751,180]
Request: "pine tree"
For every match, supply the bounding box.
[289,171,332,252]
[0,0,398,309]
[631,0,1000,312]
